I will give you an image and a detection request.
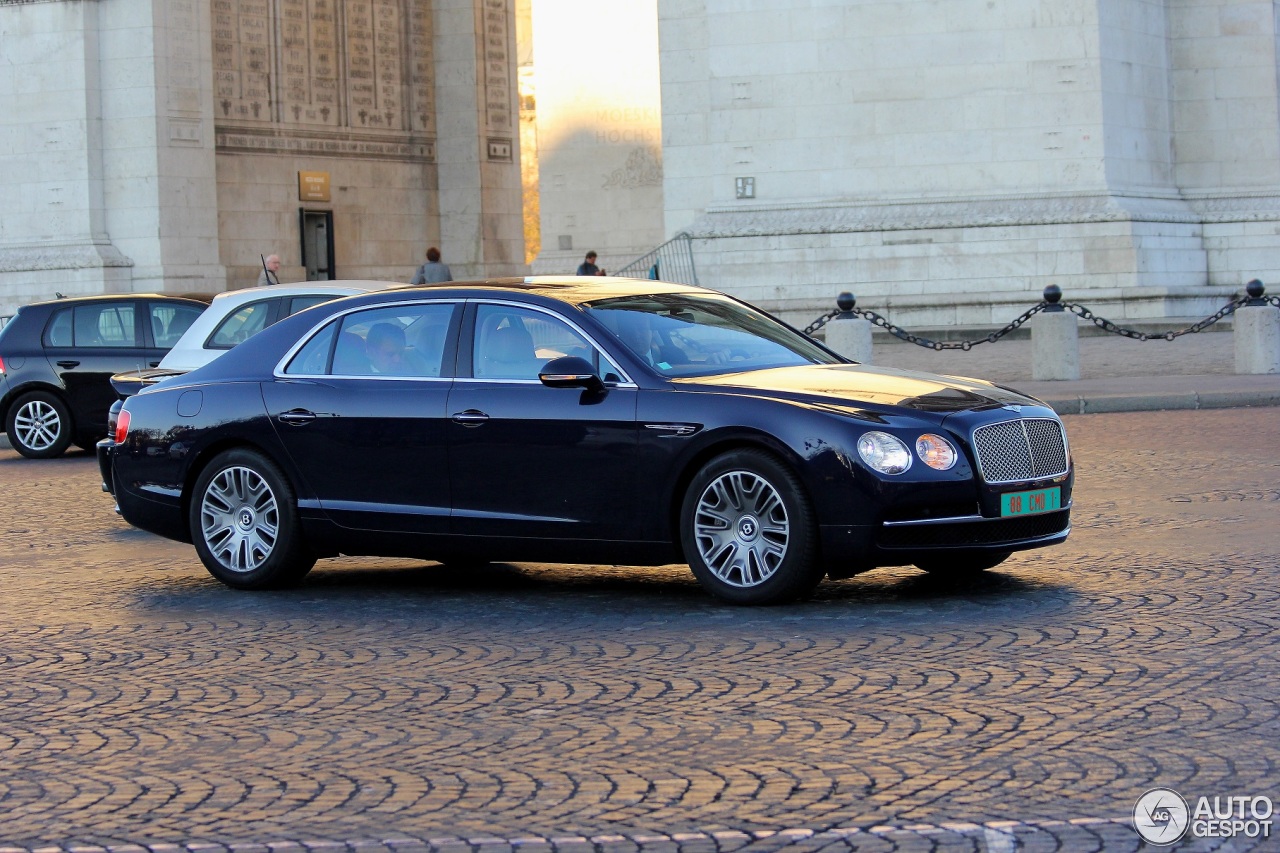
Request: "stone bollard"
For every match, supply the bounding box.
[1031,285,1081,380]
[824,292,874,364]
[1234,280,1280,374]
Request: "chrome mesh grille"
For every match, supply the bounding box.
[972,418,1068,483]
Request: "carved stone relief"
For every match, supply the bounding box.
[212,0,436,161]
[602,148,662,190]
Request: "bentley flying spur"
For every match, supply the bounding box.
[107,277,1073,604]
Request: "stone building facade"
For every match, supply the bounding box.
[0,0,525,317]
[659,0,1280,327]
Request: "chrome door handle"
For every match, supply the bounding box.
[277,409,317,426]
[451,410,489,427]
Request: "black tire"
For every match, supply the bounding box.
[915,552,1012,575]
[5,391,73,459]
[680,448,822,605]
[188,448,315,589]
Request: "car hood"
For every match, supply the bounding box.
[673,363,1045,414]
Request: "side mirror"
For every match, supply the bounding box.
[539,355,604,393]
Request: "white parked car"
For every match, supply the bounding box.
[109,281,403,397]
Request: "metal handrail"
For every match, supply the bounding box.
[611,232,699,285]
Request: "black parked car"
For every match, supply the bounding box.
[0,294,208,458]
[109,277,1072,604]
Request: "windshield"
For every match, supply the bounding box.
[583,293,840,377]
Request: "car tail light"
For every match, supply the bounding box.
[114,409,131,445]
[0,354,5,374]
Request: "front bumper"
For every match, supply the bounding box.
[878,505,1072,550]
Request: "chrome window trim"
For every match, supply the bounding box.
[971,417,1070,485]
[273,296,636,387]
[274,297,460,380]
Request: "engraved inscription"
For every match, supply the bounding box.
[279,0,339,125]
[409,3,435,132]
[344,0,404,129]
[482,0,512,135]
[210,0,448,153]
[212,0,272,122]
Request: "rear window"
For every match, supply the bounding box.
[208,299,278,349]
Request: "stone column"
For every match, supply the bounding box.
[97,0,226,294]
[0,0,133,314]
[433,0,526,278]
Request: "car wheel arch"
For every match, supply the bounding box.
[180,438,299,537]
[0,381,71,428]
[665,431,815,557]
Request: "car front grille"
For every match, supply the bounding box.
[972,418,1069,484]
[878,509,1071,549]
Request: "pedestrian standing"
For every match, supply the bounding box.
[411,247,453,284]
[257,254,281,286]
[576,251,606,276]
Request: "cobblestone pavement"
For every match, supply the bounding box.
[1,409,1278,852]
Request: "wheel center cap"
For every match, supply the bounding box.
[237,507,255,530]
[738,515,760,541]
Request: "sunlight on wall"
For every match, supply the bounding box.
[527,0,665,273]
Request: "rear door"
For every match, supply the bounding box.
[263,300,461,534]
[43,301,152,434]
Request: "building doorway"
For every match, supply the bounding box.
[300,210,335,280]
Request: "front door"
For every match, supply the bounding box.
[446,302,640,540]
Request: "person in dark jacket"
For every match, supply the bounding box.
[576,251,605,276]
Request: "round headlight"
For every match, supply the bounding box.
[857,431,912,475]
[915,433,958,470]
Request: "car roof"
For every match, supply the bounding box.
[394,275,707,305]
[25,292,211,309]
[206,280,405,307]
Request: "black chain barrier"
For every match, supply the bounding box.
[803,280,1278,350]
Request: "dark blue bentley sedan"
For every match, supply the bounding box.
[108,277,1072,604]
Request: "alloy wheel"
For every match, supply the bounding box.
[199,465,280,573]
[692,470,790,588]
[13,399,63,452]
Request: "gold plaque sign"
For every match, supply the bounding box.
[298,171,331,202]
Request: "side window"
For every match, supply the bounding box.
[287,295,334,316]
[285,302,456,377]
[44,308,73,347]
[149,303,204,348]
[71,303,136,347]
[473,304,601,381]
[208,299,278,349]
[283,320,338,375]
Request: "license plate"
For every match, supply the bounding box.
[1000,487,1061,517]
